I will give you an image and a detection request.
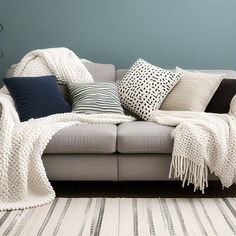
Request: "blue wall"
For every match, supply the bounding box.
[1,0,236,79]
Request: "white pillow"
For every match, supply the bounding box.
[118,59,181,120]
[160,67,225,112]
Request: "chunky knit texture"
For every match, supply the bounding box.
[0,91,134,211]
[0,49,135,211]
[150,110,236,193]
[12,47,94,84]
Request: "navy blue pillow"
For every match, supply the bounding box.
[3,76,71,122]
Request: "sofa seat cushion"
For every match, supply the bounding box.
[118,121,174,153]
[44,124,117,154]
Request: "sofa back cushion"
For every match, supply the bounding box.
[116,69,236,82]
[83,62,116,82]
[116,69,129,83]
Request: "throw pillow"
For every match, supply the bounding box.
[3,76,71,122]
[205,79,236,113]
[68,82,124,114]
[160,67,225,112]
[118,58,181,120]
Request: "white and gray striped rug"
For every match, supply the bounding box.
[0,198,236,236]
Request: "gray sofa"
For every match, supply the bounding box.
[42,62,236,181]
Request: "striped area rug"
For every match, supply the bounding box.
[0,198,236,236]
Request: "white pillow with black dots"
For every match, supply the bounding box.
[118,58,181,120]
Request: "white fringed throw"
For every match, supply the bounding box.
[150,110,236,193]
[0,48,135,211]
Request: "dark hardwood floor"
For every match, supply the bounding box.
[52,181,236,198]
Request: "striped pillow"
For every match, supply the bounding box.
[68,82,124,114]
[160,67,225,112]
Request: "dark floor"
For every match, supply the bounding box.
[52,181,236,198]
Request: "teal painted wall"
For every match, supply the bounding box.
[0,0,236,79]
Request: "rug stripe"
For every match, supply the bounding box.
[14,209,34,236]
[118,198,121,236]
[93,198,106,236]
[215,198,236,235]
[78,198,93,236]
[189,199,207,235]
[146,199,156,236]
[198,199,219,236]
[0,212,11,228]
[176,199,199,235]
[173,199,187,236]
[159,198,175,236]
[90,198,103,236]
[37,198,58,235]
[133,198,139,236]
[205,198,232,235]
[228,198,236,209]
[52,198,72,235]
[223,198,236,218]
[3,210,24,235]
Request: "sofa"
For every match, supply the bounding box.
[41,62,236,181]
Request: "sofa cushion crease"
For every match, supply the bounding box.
[115,69,236,82]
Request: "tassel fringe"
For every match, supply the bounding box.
[169,155,208,193]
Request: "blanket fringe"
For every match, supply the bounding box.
[169,155,208,193]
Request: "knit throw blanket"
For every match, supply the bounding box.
[0,48,135,211]
[150,110,236,193]
[12,47,94,84]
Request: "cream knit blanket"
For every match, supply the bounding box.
[0,48,135,211]
[12,47,94,84]
[150,110,236,193]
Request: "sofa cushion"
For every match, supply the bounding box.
[45,124,117,154]
[117,121,174,153]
